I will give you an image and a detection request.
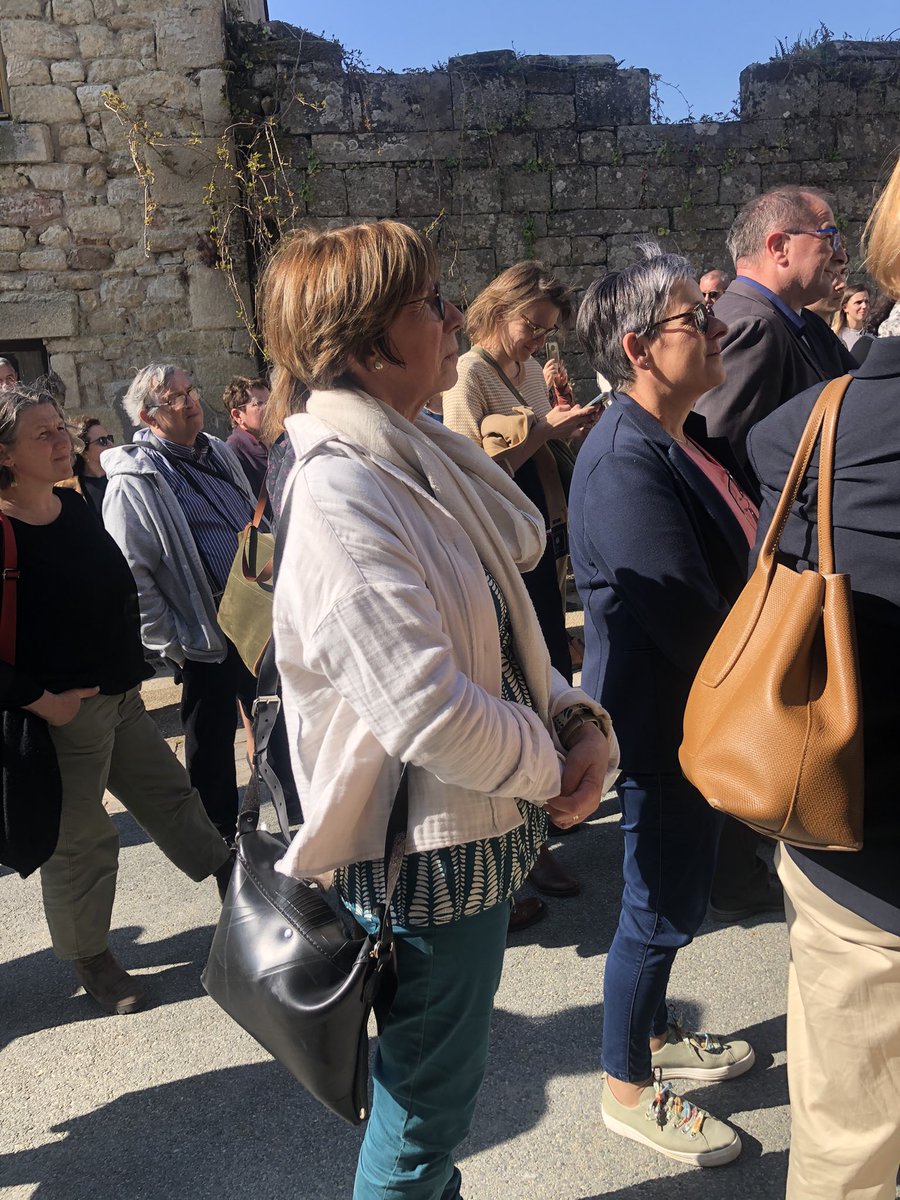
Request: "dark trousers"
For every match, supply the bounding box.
[601,773,723,1082]
[179,640,257,842]
[710,816,771,908]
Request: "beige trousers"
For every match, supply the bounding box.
[777,845,900,1200]
[41,688,230,960]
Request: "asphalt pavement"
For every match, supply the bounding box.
[1,664,802,1200]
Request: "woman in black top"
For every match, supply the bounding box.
[0,387,232,1016]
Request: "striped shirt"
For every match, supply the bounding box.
[144,434,255,594]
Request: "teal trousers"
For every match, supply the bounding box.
[353,900,510,1200]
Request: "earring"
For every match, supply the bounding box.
[373,360,384,371]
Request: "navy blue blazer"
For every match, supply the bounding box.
[747,336,900,930]
[569,393,753,774]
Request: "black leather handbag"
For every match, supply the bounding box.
[202,732,408,1123]
[202,487,409,1125]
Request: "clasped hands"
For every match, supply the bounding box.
[543,723,609,829]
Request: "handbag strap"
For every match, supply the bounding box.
[758,374,852,574]
[0,510,18,666]
[241,485,274,586]
[473,346,531,407]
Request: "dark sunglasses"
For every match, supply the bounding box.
[645,302,710,336]
[88,434,115,448]
[401,284,445,322]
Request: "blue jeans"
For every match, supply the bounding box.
[353,901,510,1200]
[601,773,722,1083]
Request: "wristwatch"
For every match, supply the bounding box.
[554,705,604,751]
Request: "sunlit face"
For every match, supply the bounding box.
[372,282,463,420]
[642,279,729,403]
[83,424,113,471]
[144,368,204,447]
[784,198,847,305]
[232,385,269,437]
[503,299,561,362]
[842,290,870,330]
[0,363,18,391]
[699,271,728,308]
[0,403,73,487]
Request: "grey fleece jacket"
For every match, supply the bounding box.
[101,429,255,664]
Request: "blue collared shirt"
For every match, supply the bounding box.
[735,275,806,333]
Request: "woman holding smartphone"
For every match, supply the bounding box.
[443,262,598,682]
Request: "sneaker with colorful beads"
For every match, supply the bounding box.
[651,1010,755,1081]
[601,1071,742,1167]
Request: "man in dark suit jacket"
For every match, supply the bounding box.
[695,186,854,470]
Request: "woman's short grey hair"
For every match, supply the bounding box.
[576,243,695,391]
[0,384,65,489]
[121,363,181,426]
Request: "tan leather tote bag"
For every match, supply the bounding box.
[679,374,864,851]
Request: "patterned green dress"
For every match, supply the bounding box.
[334,570,549,927]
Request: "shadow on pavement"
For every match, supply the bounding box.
[0,1062,361,1200]
[0,924,216,1050]
[575,1148,788,1199]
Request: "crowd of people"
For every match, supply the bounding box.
[2,157,900,1200]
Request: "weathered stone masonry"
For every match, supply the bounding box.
[1,3,898,422]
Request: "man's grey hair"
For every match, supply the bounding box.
[726,186,833,267]
[700,268,730,288]
[121,363,182,426]
[576,243,695,391]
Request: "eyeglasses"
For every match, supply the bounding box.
[401,284,445,322]
[152,385,201,411]
[88,434,114,448]
[236,396,268,410]
[783,226,843,253]
[519,313,559,339]
[644,302,710,336]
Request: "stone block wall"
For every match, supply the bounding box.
[2,6,899,410]
[0,0,259,432]
[232,29,900,389]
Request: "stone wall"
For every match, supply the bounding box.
[232,27,900,388]
[0,0,260,431]
[2,7,899,411]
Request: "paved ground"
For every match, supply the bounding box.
[1,657,802,1200]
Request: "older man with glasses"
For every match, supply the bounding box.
[695,186,853,474]
[102,364,259,844]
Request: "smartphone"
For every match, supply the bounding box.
[584,393,607,409]
[545,339,561,363]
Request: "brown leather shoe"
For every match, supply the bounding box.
[527,845,581,897]
[74,949,147,1015]
[507,896,547,933]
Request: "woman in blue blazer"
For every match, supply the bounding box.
[570,245,758,1167]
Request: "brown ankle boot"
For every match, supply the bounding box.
[74,949,147,1015]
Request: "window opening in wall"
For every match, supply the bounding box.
[0,39,10,121]
[0,341,50,387]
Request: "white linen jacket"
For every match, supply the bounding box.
[274,413,618,879]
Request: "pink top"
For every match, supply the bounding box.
[679,437,759,547]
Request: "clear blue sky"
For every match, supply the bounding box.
[266,1,899,121]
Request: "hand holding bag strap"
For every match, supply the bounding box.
[0,511,18,665]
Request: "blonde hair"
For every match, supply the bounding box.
[465,261,574,349]
[259,221,438,443]
[863,153,900,299]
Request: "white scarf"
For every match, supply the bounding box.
[304,387,555,720]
